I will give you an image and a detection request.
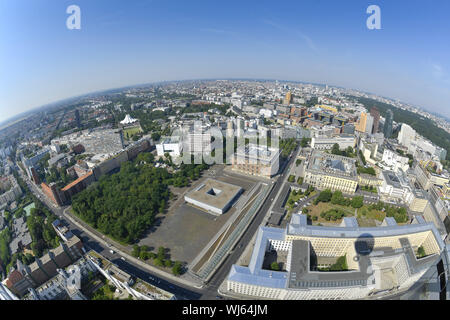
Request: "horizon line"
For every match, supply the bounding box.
[0,77,445,129]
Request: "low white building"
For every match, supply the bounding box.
[379,170,413,203]
[156,138,183,157]
[311,136,355,150]
[259,108,277,118]
[184,179,243,215]
[381,149,409,173]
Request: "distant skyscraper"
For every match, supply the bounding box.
[283,91,292,105]
[236,118,244,138]
[226,120,234,138]
[355,112,374,134]
[355,112,366,133]
[365,114,374,134]
[383,109,394,138]
[370,107,380,134]
[398,123,416,148]
[74,109,81,128]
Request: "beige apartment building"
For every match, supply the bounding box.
[303,151,358,194]
[231,144,280,178]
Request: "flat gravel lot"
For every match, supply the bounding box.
[137,166,259,264]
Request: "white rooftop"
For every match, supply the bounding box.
[120,114,138,125]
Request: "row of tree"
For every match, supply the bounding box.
[357,165,376,176]
[314,190,364,208]
[1,172,60,272]
[279,138,298,159]
[331,144,356,158]
[367,201,408,223]
[26,206,60,257]
[131,245,183,275]
[320,208,350,221]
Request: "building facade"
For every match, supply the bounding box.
[311,136,355,150]
[0,175,22,207]
[226,214,445,300]
[303,151,358,194]
[232,144,280,178]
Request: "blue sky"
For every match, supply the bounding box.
[1,0,450,123]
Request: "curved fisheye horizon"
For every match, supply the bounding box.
[2,76,445,127]
[1,0,450,125]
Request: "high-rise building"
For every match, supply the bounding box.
[365,114,374,134]
[398,123,416,148]
[283,91,292,105]
[383,109,394,138]
[355,112,366,133]
[74,109,81,128]
[369,107,380,134]
[226,120,234,138]
[236,118,244,138]
[355,112,374,134]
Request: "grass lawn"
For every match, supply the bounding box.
[304,202,386,225]
[123,126,143,140]
[305,202,355,223]
[358,206,385,222]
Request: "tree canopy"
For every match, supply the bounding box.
[72,156,209,244]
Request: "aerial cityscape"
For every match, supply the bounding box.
[0,0,449,312]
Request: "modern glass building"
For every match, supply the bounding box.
[383,109,394,138]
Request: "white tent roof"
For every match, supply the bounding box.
[120,114,137,124]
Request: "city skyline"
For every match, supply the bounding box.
[1,0,450,124]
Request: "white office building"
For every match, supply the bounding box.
[156,138,183,157]
[311,136,355,150]
[381,149,410,173]
[379,170,413,203]
[398,124,416,149]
